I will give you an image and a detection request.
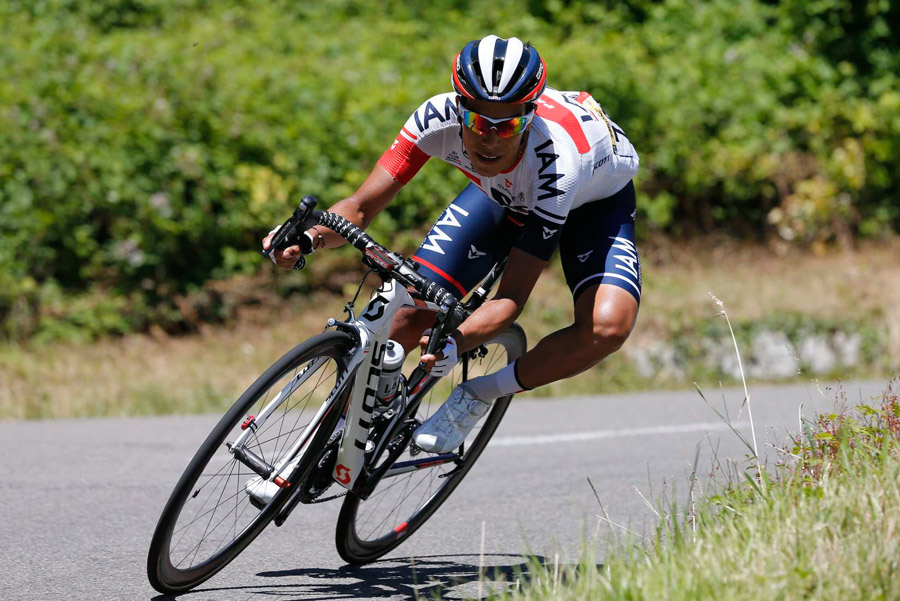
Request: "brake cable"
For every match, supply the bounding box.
[343,268,378,321]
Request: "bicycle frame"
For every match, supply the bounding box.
[328,275,443,491]
[228,272,445,496]
[237,201,515,502]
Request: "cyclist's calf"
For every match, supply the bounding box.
[568,283,637,371]
[515,283,637,389]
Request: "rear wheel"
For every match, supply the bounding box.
[147,331,354,594]
[335,324,526,564]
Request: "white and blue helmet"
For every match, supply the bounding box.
[451,35,547,105]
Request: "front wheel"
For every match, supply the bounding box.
[335,324,527,564]
[147,331,354,594]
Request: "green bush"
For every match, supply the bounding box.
[1,0,897,340]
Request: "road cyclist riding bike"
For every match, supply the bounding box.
[270,34,641,456]
[147,34,641,593]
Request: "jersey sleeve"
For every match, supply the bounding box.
[377,122,430,185]
[377,93,460,185]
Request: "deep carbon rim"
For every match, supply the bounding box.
[148,332,352,593]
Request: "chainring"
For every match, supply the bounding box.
[295,428,342,503]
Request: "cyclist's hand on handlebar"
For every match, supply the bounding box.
[419,331,459,376]
[262,225,312,269]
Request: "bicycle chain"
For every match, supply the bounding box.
[307,490,347,504]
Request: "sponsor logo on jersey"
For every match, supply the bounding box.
[447,150,461,165]
[577,250,593,262]
[542,226,557,240]
[468,245,486,260]
[491,186,513,207]
[504,178,513,189]
[559,93,601,126]
[420,204,470,255]
[391,138,400,151]
[413,96,458,133]
[534,139,564,201]
[593,154,610,172]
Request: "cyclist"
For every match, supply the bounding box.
[264,35,641,454]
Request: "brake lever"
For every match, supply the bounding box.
[417,297,456,369]
[262,214,299,263]
[261,195,320,263]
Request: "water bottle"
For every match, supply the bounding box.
[376,340,405,404]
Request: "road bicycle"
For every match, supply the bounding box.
[147,197,527,594]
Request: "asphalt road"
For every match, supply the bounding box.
[0,379,887,601]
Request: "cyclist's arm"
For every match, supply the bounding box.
[450,248,546,352]
[305,165,404,248]
[262,165,403,265]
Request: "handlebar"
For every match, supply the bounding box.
[263,196,462,320]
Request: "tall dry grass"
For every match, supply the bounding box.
[482,382,900,601]
[474,283,899,601]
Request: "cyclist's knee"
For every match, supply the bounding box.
[567,318,629,364]
[589,318,631,354]
[574,287,637,362]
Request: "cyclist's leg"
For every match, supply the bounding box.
[389,183,516,352]
[480,180,642,392]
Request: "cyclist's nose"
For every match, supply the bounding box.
[481,128,502,147]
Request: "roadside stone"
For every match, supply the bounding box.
[696,337,745,379]
[748,330,799,379]
[832,331,862,366]
[627,342,684,381]
[798,334,837,374]
[628,346,656,379]
[629,328,865,384]
[718,347,744,380]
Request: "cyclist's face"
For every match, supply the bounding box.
[458,98,530,178]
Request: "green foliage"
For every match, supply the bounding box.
[1,0,898,340]
[793,382,900,479]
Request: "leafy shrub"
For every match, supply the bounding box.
[1,0,897,340]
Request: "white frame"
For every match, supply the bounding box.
[229,270,442,492]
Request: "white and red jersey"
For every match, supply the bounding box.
[378,88,640,260]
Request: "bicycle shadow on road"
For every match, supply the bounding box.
[151,553,601,600]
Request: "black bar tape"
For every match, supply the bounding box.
[317,212,374,251]
[316,212,458,312]
[422,280,455,307]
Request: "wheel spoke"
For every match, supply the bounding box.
[151,335,349,587]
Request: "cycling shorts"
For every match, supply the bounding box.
[411,181,641,304]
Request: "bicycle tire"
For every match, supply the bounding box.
[335,324,527,564]
[147,330,355,594]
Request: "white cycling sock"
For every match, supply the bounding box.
[462,360,529,401]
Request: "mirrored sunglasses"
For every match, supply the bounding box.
[458,106,534,138]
